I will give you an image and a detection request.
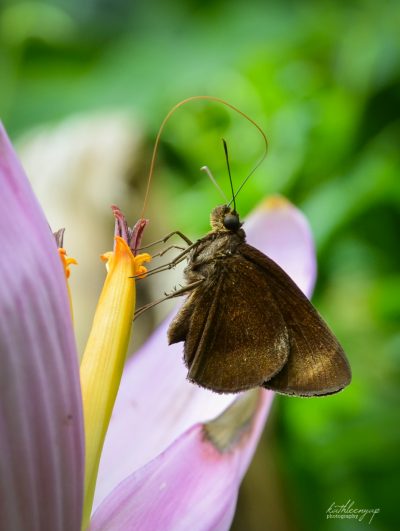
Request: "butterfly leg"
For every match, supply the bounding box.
[151,244,186,258]
[137,230,193,250]
[134,279,204,320]
[131,240,200,280]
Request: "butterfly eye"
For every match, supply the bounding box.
[223,213,241,231]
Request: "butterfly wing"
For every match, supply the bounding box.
[240,243,351,396]
[168,256,290,393]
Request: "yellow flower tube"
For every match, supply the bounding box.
[80,234,150,529]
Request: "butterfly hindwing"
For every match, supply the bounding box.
[239,243,351,396]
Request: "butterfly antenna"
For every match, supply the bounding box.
[200,166,228,202]
[228,128,268,206]
[230,140,268,205]
[140,95,268,220]
[222,139,237,213]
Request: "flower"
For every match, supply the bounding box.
[0,123,316,530]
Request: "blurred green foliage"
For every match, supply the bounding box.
[1,0,399,530]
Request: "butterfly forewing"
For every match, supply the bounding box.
[168,255,290,393]
[239,243,351,396]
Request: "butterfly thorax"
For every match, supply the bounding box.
[184,206,246,283]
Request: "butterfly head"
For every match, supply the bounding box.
[210,205,243,233]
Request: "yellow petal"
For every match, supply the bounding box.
[80,236,150,529]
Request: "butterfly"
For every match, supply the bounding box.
[167,204,351,395]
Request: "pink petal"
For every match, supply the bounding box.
[243,196,316,296]
[91,390,273,531]
[94,196,316,510]
[0,124,84,529]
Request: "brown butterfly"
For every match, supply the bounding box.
[167,203,351,395]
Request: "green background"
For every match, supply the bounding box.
[1,0,399,529]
